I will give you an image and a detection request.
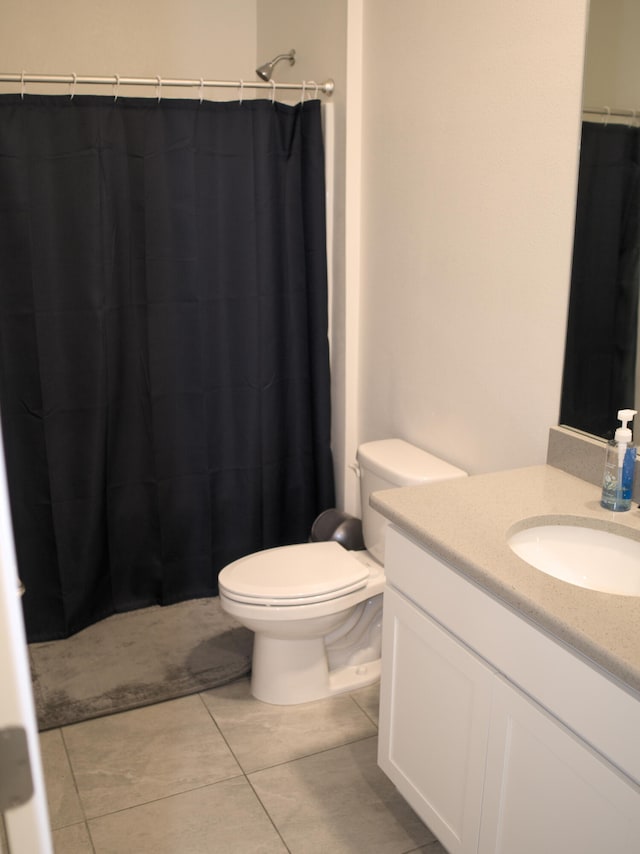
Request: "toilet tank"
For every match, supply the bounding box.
[357,439,467,564]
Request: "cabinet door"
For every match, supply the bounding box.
[479,678,640,854]
[378,586,493,854]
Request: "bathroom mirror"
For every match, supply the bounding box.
[560,0,640,439]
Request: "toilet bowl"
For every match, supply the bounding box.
[220,541,384,704]
[218,439,467,705]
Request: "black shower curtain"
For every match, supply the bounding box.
[560,121,640,437]
[0,94,335,642]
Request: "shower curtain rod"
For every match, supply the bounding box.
[583,105,638,120]
[0,71,334,97]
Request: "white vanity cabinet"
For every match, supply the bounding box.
[378,526,640,854]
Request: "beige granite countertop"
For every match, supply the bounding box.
[371,464,640,698]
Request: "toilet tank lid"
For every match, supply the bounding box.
[357,439,467,485]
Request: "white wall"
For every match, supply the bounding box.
[583,0,640,108]
[256,0,351,507]
[0,0,257,96]
[358,0,589,477]
[0,0,592,496]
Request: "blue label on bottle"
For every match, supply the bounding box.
[621,446,637,500]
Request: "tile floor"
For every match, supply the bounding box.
[40,677,447,854]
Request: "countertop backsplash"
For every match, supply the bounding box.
[547,425,640,504]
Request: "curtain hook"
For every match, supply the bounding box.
[301,80,307,103]
[238,79,244,105]
[602,106,610,126]
[113,74,121,102]
[69,73,77,100]
[199,78,205,104]
[156,76,162,103]
[270,79,276,104]
[20,70,25,100]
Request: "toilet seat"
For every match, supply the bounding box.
[218,541,370,606]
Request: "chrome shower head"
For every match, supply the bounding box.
[256,49,296,82]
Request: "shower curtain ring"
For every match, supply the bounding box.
[301,81,307,103]
[238,79,244,105]
[270,79,276,103]
[199,78,205,104]
[156,76,162,102]
[113,74,121,102]
[20,70,25,100]
[602,106,610,126]
[69,73,77,100]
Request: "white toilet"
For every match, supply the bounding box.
[218,439,467,705]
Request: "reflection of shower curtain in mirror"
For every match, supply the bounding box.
[0,94,335,642]
[561,122,640,438]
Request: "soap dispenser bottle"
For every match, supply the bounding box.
[601,409,638,511]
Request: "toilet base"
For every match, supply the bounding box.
[328,657,381,696]
[250,633,381,705]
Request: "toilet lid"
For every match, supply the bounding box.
[218,541,370,606]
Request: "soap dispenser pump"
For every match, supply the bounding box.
[601,408,638,511]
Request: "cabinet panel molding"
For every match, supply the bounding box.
[479,679,640,854]
[379,587,491,854]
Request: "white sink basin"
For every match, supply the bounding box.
[508,522,640,596]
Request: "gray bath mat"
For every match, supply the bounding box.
[29,597,253,731]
